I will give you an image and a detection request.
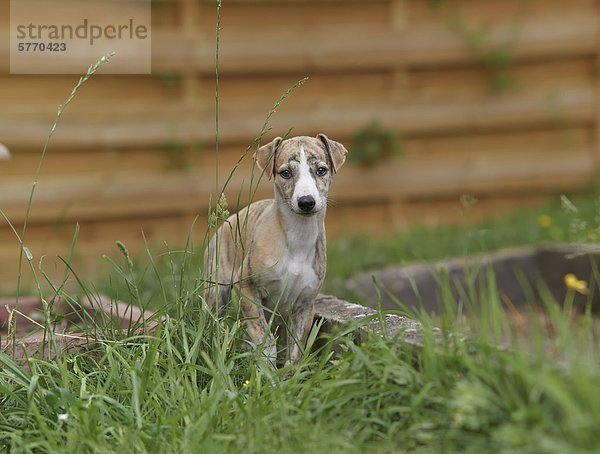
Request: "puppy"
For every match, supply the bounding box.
[203,133,348,366]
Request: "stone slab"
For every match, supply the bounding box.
[345,244,600,314]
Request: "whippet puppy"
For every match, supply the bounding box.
[203,134,348,366]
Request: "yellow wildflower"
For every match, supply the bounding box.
[243,380,251,388]
[537,215,553,229]
[564,273,588,295]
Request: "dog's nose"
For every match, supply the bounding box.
[298,195,316,212]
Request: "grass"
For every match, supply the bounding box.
[3,264,600,452]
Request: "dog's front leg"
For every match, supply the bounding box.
[286,300,315,365]
[236,283,277,367]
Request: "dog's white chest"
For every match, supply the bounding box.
[262,248,320,312]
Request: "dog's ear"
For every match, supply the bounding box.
[255,137,282,180]
[317,133,348,173]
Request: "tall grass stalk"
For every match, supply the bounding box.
[15,54,114,301]
[0,53,114,357]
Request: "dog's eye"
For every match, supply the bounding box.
[279,169,292,179]
[316,167,328,177]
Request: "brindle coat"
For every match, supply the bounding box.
[203,134,348,366]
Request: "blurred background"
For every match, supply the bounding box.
[0,0,599,291]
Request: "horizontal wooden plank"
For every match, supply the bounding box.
[2,126,592,177]
[0,160,579,225]
[408,0,598,27]
[193,0,599,72]
[1,57,594,119]
[0,213,208,290]
[195,0,389,31]
[327,194,548,235]
[0,3,596,74]
[198,5,598,73]
[0,79,594,149]
[0,75,182,105]
[1,127,594,224]
[0,172,271,223]
[199,0,595,28]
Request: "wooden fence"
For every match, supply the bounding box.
[1,0,599,288]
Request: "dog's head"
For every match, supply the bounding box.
[255,134,348,217]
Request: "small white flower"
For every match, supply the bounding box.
[0,143,10,160]
[58,413,68,422]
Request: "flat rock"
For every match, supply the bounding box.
[345,243,600,313]
[314,294,431,347]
